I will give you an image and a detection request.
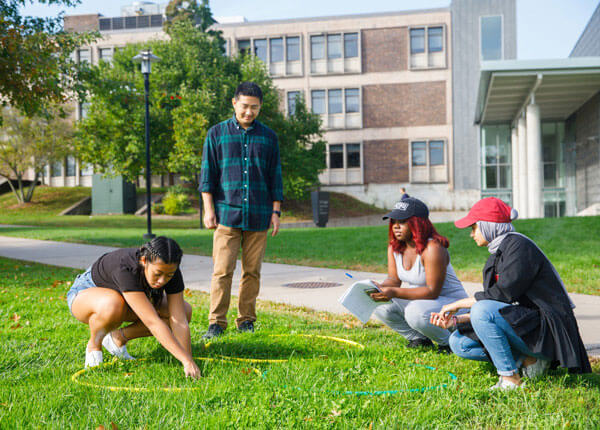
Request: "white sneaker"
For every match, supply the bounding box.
[490,376,525,391]
[102,332,135,360]
[85,349,103,368]
[522,358,550,379]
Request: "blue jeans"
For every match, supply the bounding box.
[66,267,96,315]
[449,300,548,376]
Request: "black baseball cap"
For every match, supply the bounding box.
[382,197,429,221]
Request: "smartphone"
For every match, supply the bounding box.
[364,287,380,296]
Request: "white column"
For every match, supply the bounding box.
[526,103,543,218]
[511,127,519,211]
[517,116,528,218]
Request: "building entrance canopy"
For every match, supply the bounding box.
[475,57,600,125]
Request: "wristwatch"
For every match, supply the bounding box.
[272,210,281,217]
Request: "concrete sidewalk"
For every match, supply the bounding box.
[0,234,598,356]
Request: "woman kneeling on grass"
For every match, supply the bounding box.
[369,198,468,354]
[430,197,591,390]
[67,236,201,379]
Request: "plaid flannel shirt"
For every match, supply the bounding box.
[200,115,283,231]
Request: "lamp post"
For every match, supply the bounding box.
[133,49,161,241]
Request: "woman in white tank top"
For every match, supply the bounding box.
[370,198,468,353]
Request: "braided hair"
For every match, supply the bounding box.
[138,236,183,304]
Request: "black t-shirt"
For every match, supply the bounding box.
[91,248,184,299]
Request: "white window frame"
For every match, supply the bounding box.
[409,139,448,183]
[408,24,447,70]
[285,90,304,117]
[98,47,114,64]
[235,35,303,77]
[321,142,364,185]
[309,87,362,130]
[479,15,504,62]
[309,31,361,75]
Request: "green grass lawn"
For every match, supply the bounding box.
[1,187,599,295]
[0,186,384,227]
[1,257,599,428]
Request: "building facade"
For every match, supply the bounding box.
[474,2,600,218]
[60,1,528,212]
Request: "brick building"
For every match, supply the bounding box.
[57,0,523,212]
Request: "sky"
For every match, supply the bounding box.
[21,0,600,59]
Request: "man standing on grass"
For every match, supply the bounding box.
[199,81,283,339]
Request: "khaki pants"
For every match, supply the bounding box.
[209,224,268,329]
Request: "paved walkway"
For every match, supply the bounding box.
[0,235,598,357]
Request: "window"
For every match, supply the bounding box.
[345,89,359,113]
[328,89,342,114]
[411,141,427,166]
[238,39,251,55]
[80,163,93,176]
[327,34,342,59]
[346,143,360,168]
[99,48,113,63]
[344,33,358,58]
[78,49,91,64]
[311,35,325,60]
[270,38,283,63]
[428,27,443,52]
[311,32,360,74]
[51,160,63,177]
[410,139,448,183]
[311,88,361,129]
[238,36,301,76]
[409,26,445,69]
[78,102,90,120]
[253,39,267,63]
[311,90,326,114]
[410,29,425,54]
[287,91,301,116]
[541,122,567,217]
[286,37,300,61]
[480,125,511,202]
[329,144,344,169]
[481,16,502,61]
[322,142,363,185]
[328,143,362,169]
[66,156,76,177]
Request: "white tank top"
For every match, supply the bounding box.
[393,251,466,297]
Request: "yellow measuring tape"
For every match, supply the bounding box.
[71,334,365,392]
[71,357,260,393]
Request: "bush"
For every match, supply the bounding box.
[161,191,191,215]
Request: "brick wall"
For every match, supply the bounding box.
[363,139,409,183]
[64,14,100,32]
[363,81,447,128]
[361,27,407,73]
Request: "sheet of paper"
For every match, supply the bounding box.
[338,279,386,324]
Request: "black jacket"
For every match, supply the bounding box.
[458,234,591,373]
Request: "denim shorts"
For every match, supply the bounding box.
[67,267,96,314]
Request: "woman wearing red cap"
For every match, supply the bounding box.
[430,197,591,390]
[369,198,468,354]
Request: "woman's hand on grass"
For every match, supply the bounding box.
[183,360,202,379]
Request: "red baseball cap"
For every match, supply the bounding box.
[455,197,514,229]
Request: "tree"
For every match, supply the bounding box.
[164,0,217,34]
[77,17,326,200]
[0,106,74,203]
[238,56,327,200]
[0,0,97,119]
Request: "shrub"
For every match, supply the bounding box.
[161,191,191,215]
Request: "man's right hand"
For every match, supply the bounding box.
[203,210,218,229]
